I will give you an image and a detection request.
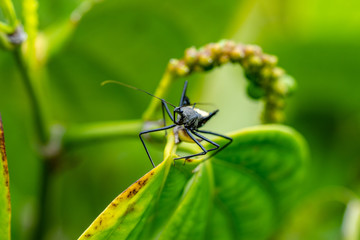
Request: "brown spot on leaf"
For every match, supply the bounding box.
[121,168,156,199]
[84,233,91,238]
[115,194,124,201]
[111,202,118,207]
[124,202,135,216]
[136,177,148,188]
[126,188,138,198]
[0,118,11,213]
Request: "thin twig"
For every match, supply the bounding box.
[13,49,49,143]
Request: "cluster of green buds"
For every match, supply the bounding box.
[167,40,296,123]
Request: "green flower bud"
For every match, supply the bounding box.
[281,74,297,96]
[248,55,263,67]
[193,65,204,72]
[247,82,265,99]
[267,93,281,105]
[218,54,230,64]
[260,66,273,79]
[271,109,285,123]
[207,43,222,56]
[262,54,278,66]
[198,50,213,67]
[223,40,236,54]
[271,67,285,79]
[175,61,190,76]
[184,47,198,66]
[273,74,297,96]
[230,45,245,62]
[262,108,285,123]
[168,59,179,73]
[244,45,262,56]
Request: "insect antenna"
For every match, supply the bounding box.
[101,80,176,107]
[192,102,217,107]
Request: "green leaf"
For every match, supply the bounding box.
[0,116,11,240]
[79,124,308,240]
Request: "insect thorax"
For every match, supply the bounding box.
[177,106,210,129]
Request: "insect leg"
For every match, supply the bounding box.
[191,130,219,152]
[179,80,189,106]
[161,100,174,136]
[161,100,175,135]
[139,124,176,168]
[162,100,174,122]
[174,129,208,160]
[195,130,233,159]
[161,102,166,127]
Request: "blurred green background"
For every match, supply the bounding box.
[1,0,360,239]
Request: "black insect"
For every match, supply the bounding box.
[103,80,232,168]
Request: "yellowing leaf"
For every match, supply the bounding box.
[0,116,11,240]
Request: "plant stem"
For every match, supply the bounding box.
[13,48,51,240]
[64,120,143,145]
[163,131,177,161]
[0,32,12,50]
[40,0,103,65]
[0,0,19,30]
[0,0,19,50]
[0,22,13,33]
[13,49,49,143]
[23,0,38,70]
[32,160,51,240]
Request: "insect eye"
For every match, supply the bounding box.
[174,107,182,113]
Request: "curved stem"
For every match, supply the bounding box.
[163,40,295,123]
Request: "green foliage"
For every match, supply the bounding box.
[1,0,359,239]
[79,125,308,239]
